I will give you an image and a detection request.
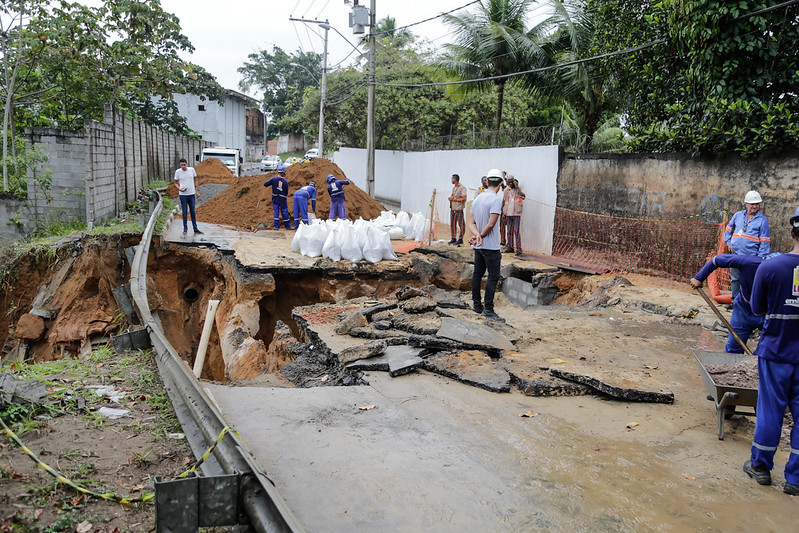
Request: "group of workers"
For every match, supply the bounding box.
[690,190,799,497]
[174,161,351,232]
[263,166,351,229]
[448,171,526,255]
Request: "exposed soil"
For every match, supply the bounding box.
[195,159,385,230]
[164,158,235,199]
[0,349,195,532]
[706,358,759,388]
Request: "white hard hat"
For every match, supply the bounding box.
[744,190,762,204]
[486,168,503,179]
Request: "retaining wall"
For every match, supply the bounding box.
[0,107,211,242]
[559,152,799,252]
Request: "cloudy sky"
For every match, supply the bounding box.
[158,0,490,97]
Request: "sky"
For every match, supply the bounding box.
[158,0,489,98]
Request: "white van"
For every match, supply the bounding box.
[304,148,319,160]
[201,147,242,177]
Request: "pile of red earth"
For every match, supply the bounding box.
[705,358,758,389]
[196,158,385,230]
[165,157,235,198]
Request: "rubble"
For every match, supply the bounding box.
[338,340,387,364]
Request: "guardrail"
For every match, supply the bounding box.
[129,192,304,532]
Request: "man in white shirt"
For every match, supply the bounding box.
[174,158,202,236]
[468,168,505,322]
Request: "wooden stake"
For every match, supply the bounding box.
[193,299,220,378]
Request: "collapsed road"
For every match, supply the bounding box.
[1,185,797,531]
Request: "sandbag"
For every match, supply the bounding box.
[363,226,384,264]
[291,223,305,252]
[388,226,404,240]
[304,223,328,258]
[379,228,398,261]
[322,228,342,262]
[340,225,363,262]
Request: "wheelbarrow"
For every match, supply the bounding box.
[693,350,758,440]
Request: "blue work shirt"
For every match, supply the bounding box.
[724,210,770,257]
[295,185,317,212]
[694,254,763,306]
[327,180,350,199]
[264,176,289,199]
[750,253,799,364]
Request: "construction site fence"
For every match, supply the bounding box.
[425,189,730,291]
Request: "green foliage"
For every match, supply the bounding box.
[0,137,51,199]
[592,0,799,154]
[438,0,548,133]
[3,0,225,135]
[238,46,322,132]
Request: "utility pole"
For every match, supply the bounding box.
[318,21,329,156]
[366,0,376,197]
[289,17,330,156]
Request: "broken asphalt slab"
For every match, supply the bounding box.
[387,345,424,377]
[423,351,511,393]
[436,317,515,352]
[550,368,675,404]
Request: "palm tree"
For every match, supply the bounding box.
[532,0,616,151]
[439,0,547,141]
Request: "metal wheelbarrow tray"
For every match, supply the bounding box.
[693,350,758,440]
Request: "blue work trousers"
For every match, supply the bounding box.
[272,198,291,230]
[179,194,198,232]
[293,194,310,229]
[329,197,346,220]
[726,296,764,353]
[472,249,502,312]
[751,357,799,485]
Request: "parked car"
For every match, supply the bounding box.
[284,156,304,166]
[260,154,282,171]
[304,148,319,159]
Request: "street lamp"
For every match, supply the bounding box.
[288,19,329,158]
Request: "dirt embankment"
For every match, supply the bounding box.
[165,157,235,199]
[195,159,385,230]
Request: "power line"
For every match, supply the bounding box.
[375,1,482,37]
[375,38,667,87]
[374,0,799,89]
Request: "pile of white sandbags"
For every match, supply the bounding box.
[290,211,429,263]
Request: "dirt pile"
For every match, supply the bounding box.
[196,159,385,230]
[166,158,236,198]
[706,358,758,388]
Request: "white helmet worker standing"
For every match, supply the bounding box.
[723,189,771,300]
[744,190,763,204]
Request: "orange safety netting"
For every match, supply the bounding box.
[552,207,732,297]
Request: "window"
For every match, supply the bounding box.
[198,104,206,112]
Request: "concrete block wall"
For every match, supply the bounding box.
[0,108,211,240]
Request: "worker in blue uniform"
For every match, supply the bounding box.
[743,206,799,495]
[326,174,350,221]
[263,166,292,230]
[724,190,770,300]
[293,182,317,229]
[690,253,780,353]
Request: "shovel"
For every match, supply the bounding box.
[695,287,754,356]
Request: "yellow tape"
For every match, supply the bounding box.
[176,426,240,479]
[0,416,154,504]
[2,414,241,501]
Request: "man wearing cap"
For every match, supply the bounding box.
[293,182,317,229]
[725,190,771,300]
[468,168,506,322]
[448,173,467,245]
[743,207,799,495]
[263,167,292,230]
[326,174,350,221]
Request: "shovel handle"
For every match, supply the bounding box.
[695,287,754,356]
